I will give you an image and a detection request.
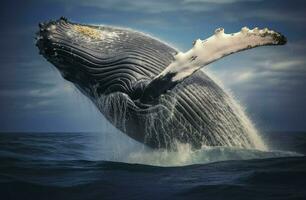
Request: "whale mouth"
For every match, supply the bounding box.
[36,21,57,58]
[35,18,153,99]
[36,17,117,60]
[35,17,75,79]
[35,18,123,83]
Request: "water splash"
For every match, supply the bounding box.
[81,132,302,167]
[125,144,302,167]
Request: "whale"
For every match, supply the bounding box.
[36,17,286,150]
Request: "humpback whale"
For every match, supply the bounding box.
[36,17,286,150]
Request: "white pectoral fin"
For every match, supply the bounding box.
[161,27,286,82]
[140,27,286,103]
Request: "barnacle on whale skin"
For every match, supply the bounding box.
[73,25,102,39]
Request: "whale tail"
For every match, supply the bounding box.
[140,27,287,103]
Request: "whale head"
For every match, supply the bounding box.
[36,17,128,97]
[36,17,177,104]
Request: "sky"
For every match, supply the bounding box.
[0,0,306,133]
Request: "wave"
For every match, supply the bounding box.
[1,155,306,200]
[1,132,305,199]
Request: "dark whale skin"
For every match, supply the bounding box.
[36,18,264,149]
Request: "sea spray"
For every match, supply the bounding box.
[205,70,267,150]
[125,143,301,166]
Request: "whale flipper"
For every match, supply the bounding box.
[140,27,286,103]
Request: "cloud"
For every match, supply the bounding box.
[0,55,80,114]
[51,0,306,24]
[53,0,262,13]
[224,7,306,23]
[0,89,29,97]
[132,18,171,28]
[267,60,305,71]
[28,83,74,98]
[183,0,260,3]
[23,100,53,109]
[218,59,306,85]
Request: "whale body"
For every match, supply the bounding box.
[36,18,286,150]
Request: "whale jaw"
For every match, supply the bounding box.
[36,18,76,81]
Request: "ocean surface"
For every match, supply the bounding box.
[0,131,305,200]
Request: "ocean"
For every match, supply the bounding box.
[0,131,305,200]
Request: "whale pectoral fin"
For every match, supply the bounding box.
[140,27,286,103]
